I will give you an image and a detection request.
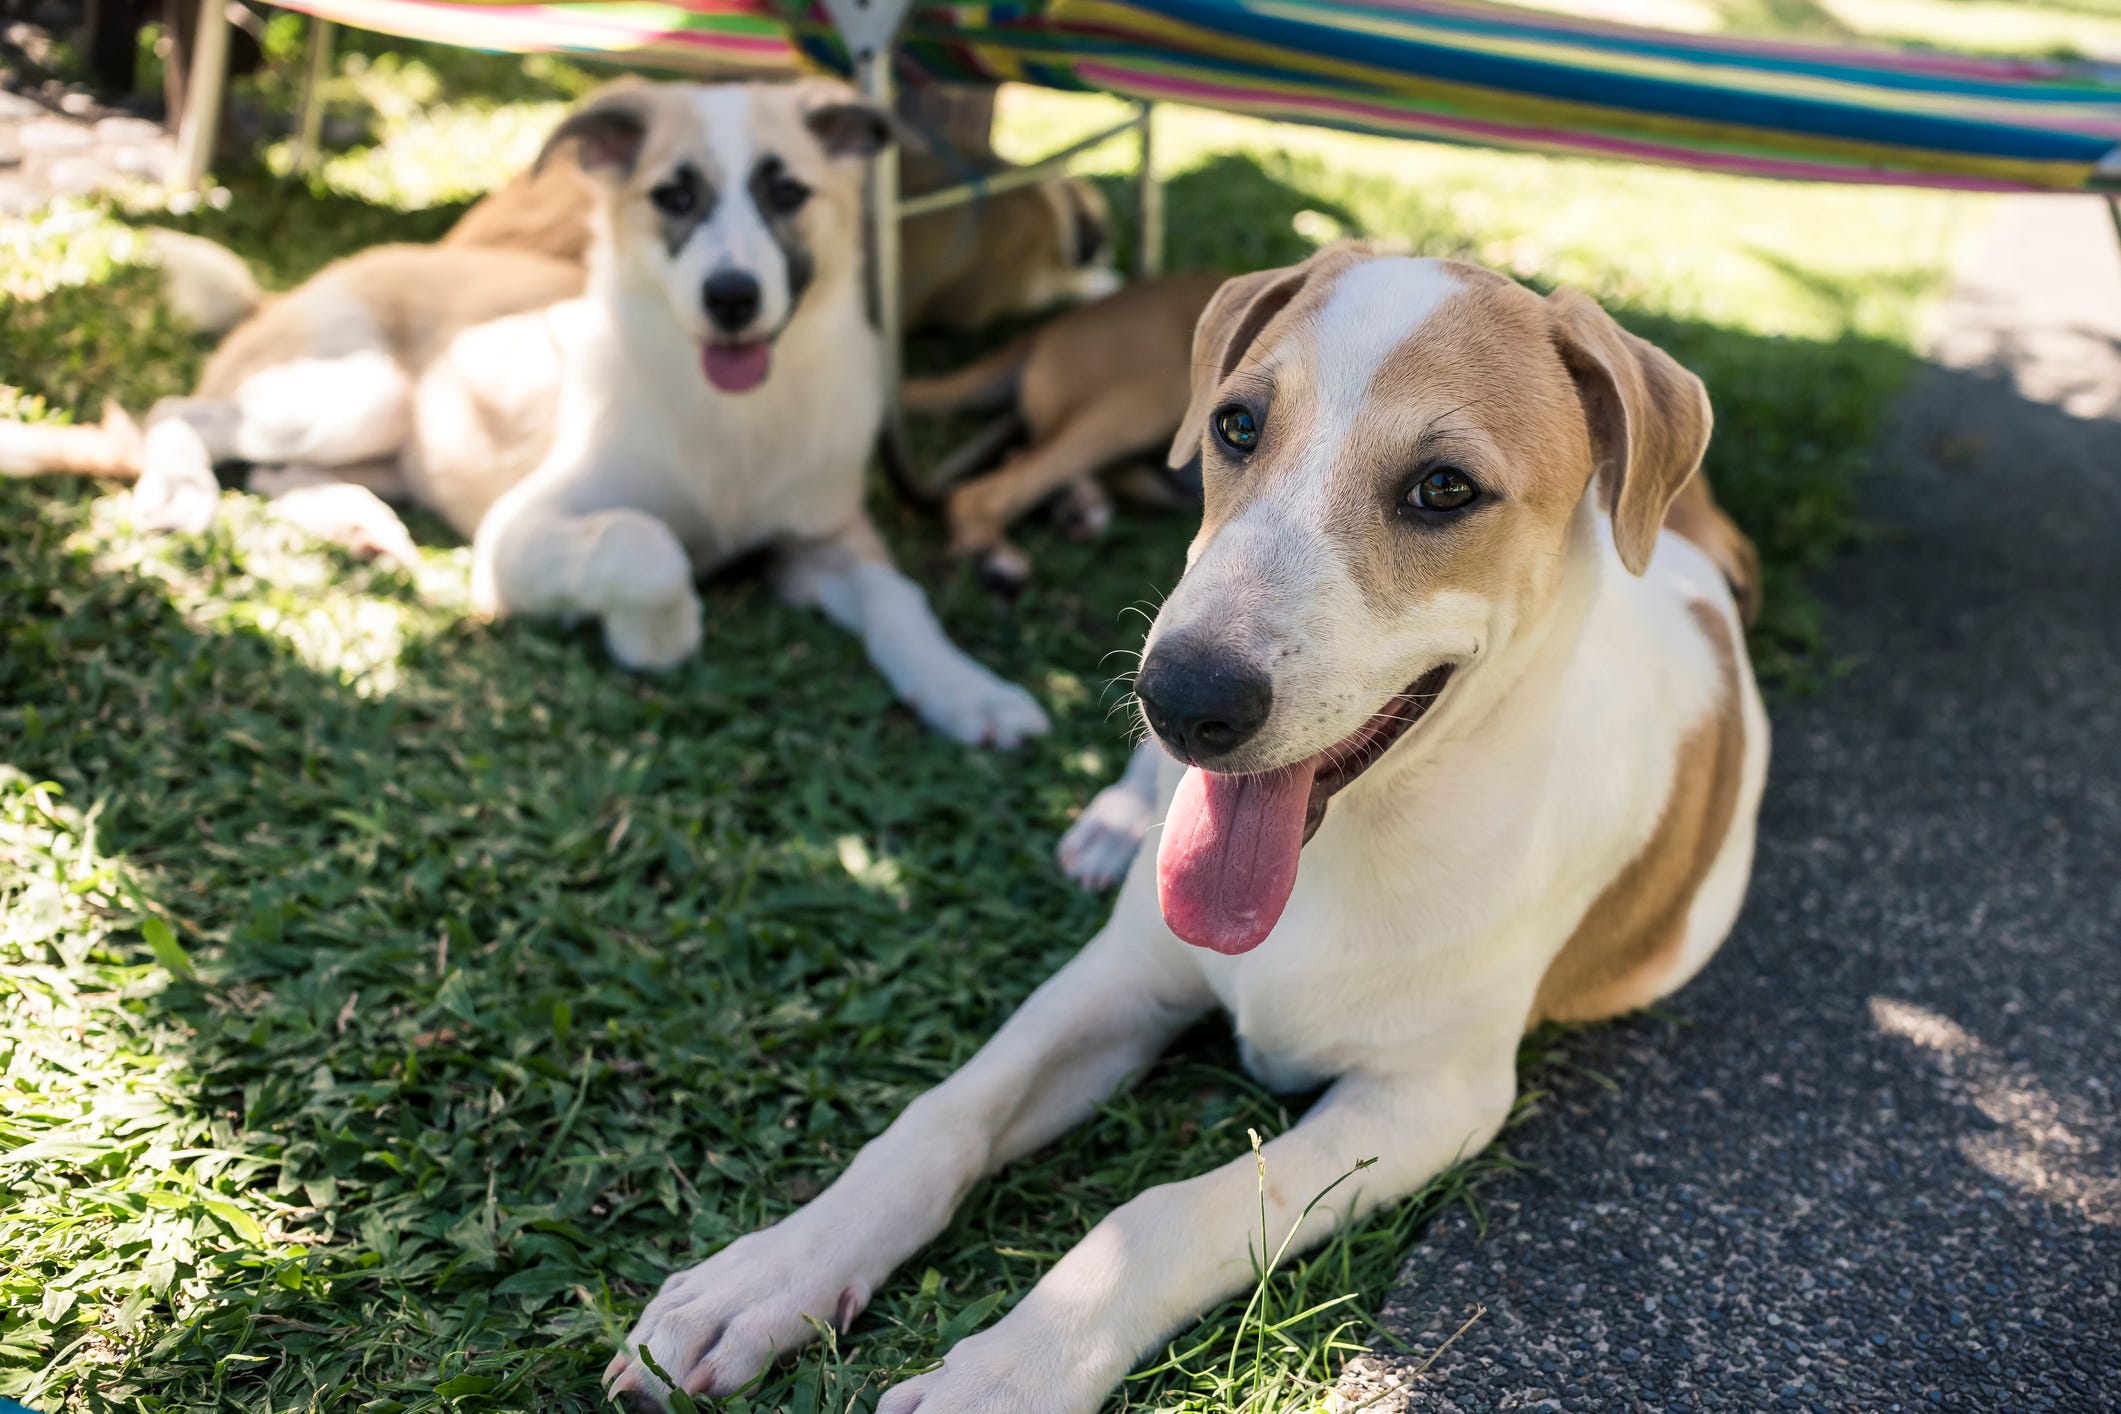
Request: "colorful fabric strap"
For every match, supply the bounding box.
[269,0,2121,191]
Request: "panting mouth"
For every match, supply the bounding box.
[1156,662,1457,957]
[1300,661,1456,844]
[701,339,772,393]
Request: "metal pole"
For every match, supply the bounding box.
[171,0,231,188]
[293,18,335,175]
[896,111,1150,220]
[1134,100,1163,278]
[821,0,917,490]
[859,46,912,489]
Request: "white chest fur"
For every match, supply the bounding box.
[557,276,883,568]
[1132,528,1749,1091]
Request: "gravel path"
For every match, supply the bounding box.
[0,85,171,215]
[1360,194,2121,1414]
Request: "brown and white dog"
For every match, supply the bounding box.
[897,147,1117,331]
[445,122,1116,333]
[605,245,1769,1413]
[0,79,1048,747]
[903,271,1222,583]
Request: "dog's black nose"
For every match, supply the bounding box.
[703,270,761,333]
[1136,640,1273,763]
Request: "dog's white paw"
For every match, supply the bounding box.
[1056,779,1156,890]
[876,1327,1089,1414]
[133,417,222,536]
[258,478,419,568]
[603,1231,865,1411]
[131,461,220,536]
[580,511,701,671]
[582,511,692,609]
[603,591,702,672]
[906,662,1051,748]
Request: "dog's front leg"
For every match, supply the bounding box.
[875,1046,1520,1414]
[471,478,702,671]
[774,519,1050,747]
[1057,739,1166,889]
[605,923,1211,1411]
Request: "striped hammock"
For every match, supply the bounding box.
[272,0,2121,192]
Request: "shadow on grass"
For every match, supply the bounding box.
[0,467,1265,1411]
[0,150,1955,1413]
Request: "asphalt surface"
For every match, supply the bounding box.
[1360,197,2121,1413]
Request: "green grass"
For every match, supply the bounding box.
[0,25,1991,1414]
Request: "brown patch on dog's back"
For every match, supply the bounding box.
[446,158,595,264]
[1530,601,1747,1026]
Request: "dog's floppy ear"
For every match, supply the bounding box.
[1165,263,1313,470]
[1546,287,1713,577]
[536,81,653,178]
[795,80,893,159]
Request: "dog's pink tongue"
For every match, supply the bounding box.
[703,343,770,393]
[1157,761,1315,955]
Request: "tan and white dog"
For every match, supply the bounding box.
[605,245,1769,1412]
[444,122,1117,335]
[0,80,1048,747]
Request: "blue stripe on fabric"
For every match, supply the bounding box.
[1135,0,2120,160]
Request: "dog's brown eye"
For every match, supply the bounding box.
[765,175,810,215]
[650,180,695,217]
[753,157,812,218]
[1409,466,1479,513]
[1213,404,1260,453]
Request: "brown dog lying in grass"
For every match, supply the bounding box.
[904,272,1223,588]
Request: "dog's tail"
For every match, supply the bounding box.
[1665,474,1763,627]
[148,229,263,334]
[0,402,146,481]
[901,333,1035,416]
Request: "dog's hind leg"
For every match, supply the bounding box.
[605,919,1214,1411]
[1057,739,1164,890]
[773,517,1050,748]
[134,349,413,537]
[133,400,239,534]
[224,348,411,468]
[944,385,1176,559]
[1052,476,1112,540]
[250,464,419,568]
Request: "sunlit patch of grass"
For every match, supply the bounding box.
[1515,0,2121,55]
[0,200,154,303]
[0,773,314,1407]
[72,493,469,697]
[282,86,567,211]
[1818,0,2121,58]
